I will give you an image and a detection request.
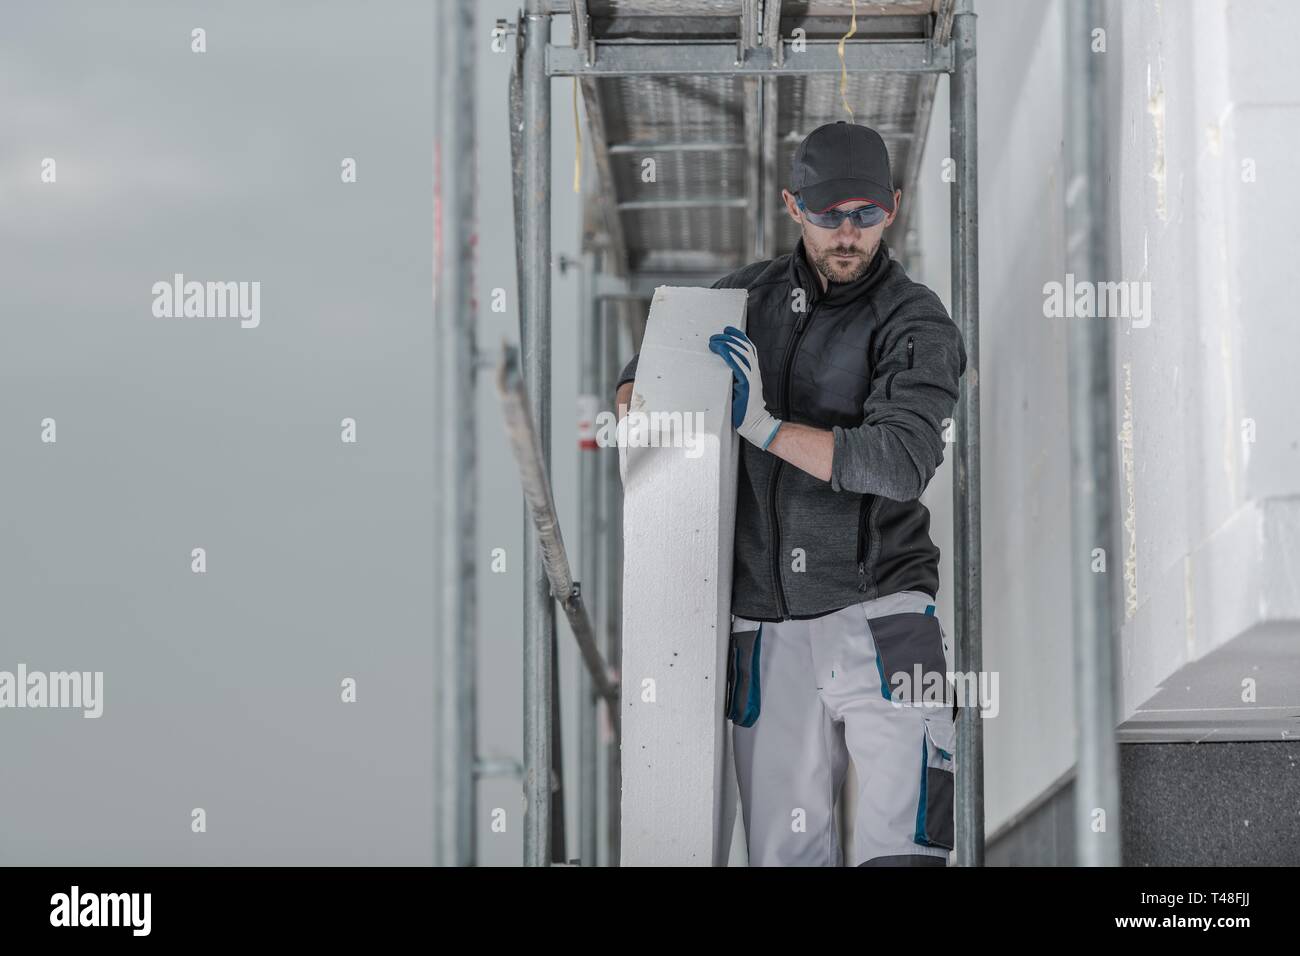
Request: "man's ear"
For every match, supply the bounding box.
[781,189,802,224]
[886,189,903,226]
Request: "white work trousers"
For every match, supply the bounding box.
[727,589,958,866]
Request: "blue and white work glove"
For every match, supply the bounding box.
[708,326,783,450]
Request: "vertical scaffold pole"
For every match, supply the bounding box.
[519,0,555,867]
[949,0,985,867]
[1064,0,1122,868]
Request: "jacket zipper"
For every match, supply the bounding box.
[856,495,871,591]
[860,335,913,590]
[769,298,819,620]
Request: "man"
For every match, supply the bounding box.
[614,121,967,866]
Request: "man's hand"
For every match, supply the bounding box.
[708,326,783,450]
[614,381,634,485]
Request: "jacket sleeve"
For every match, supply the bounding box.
[829,303,967,500]
[615,353,638,394]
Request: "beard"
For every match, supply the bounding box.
[809,236,880,285]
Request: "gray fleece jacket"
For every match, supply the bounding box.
[617,238,967,622]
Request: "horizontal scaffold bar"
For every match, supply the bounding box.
[547,40,952,77]
[617,198,747,210]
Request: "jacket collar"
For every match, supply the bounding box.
[788,236,891,306]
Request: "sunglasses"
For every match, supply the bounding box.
[795,195,890,230]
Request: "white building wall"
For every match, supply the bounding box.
[1113,0,1300,740]
[913,0,1300,837]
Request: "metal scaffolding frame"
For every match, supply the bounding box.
[487,0,985,866]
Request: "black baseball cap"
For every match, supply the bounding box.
[790,121,895,214]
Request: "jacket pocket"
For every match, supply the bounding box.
[725,625,763,727]
[866,611,948,704]
[855,494,872,592]
[915,714,956,850]
[884,334,915,400]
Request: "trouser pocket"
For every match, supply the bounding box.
[915,714,956,850]
[866,610,948,705]
[724,624,763,727]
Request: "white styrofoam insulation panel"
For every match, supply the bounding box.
[619,285,747,866]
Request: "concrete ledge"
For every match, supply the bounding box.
[1120,497,1300,742]
[987,741,1300,866]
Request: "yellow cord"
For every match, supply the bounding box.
[573,77,583,193]
[837,0,858,121]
